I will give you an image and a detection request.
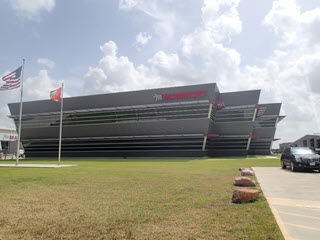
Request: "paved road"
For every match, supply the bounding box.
[254,167,320,240]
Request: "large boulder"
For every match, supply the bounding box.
[232,189,260,203]
[234,177,256,187]
[241,169,255,176]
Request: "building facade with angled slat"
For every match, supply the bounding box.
[8,83,283,157]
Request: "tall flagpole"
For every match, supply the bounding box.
[16,59,25,165]
[58,83,64,166]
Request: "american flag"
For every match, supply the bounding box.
[0,66,22,91]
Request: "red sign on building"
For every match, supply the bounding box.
[214,101,225,109]
[153,90,207,101]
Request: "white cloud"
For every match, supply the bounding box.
[84,41,147,94]
[264,0,300,36]
[262,1,320,97]
[83,67,108,94]
[148,51,179,70]
[7,0,55,19]
[118,0,176,39]
[0,105,15,129]
[37,58,56,69]
[237,0,320,144]
[83,41,193,95]
[86,1,243,94]
[264,0,320,47]
[134,32,152,51]
[308,65,320,93]
[23,69,58,100]
[181,0,242,53]
[201,0,242,43]
[119,0,137,10]
[180,0,242,88]
[148,51,197,83]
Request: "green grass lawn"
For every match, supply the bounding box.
[0,157,283,240]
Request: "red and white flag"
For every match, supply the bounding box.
[50,87,62,102]
[0,66,22,91]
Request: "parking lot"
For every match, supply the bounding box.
[254,167,320,240]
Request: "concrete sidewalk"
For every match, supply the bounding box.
[254,167,320,240]
[0,164,76,168]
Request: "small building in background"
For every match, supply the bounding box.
[288,134,320,153]
[0,128,18,160]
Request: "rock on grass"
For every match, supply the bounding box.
[232,189,260,203]
[234,177,256,187]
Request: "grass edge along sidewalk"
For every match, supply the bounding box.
[0,157,284,240]
[0,163,77,168]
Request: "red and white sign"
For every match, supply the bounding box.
[50,87,62,102]
[214,101,225,109]
[153,90,207,101]
[0,133,18,141]
[256,106,267,118]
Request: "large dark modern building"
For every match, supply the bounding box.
[8,83,283,157]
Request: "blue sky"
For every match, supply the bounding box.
[1,0,320,146]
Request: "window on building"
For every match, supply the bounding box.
[206,137,249,150]
[249,139,272,150]
[317,139,320,148]
[303,140,307,147]
[214,106,255,122]
[13,103,212,128]
[254,116,278,128]
[310,138,315,149]
[23,135,205,153]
